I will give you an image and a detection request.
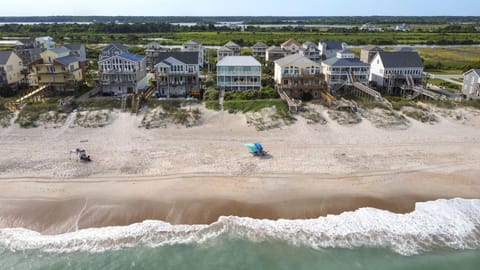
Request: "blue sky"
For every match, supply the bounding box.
[1,0,479,16]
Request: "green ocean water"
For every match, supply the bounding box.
[2,238,479,270]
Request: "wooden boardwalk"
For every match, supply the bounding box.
[5,85,49,112]
[276,87,302,112]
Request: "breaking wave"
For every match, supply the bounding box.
[1,198,479,256]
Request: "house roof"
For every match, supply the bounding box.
[103,43,129,53]
[266,46,285,53]
[0,51,13,65]
[156,51,199,65]
[218,46,233,52]
[322,57,369,67]
[183,39,202,45]
[362,45,383,51]
[162,56,186,66]
[464,69,480,77]
[377,51,423,68]
[49,47,71,55]
[281,39,301,48]
[62,43,83,51]
[217,56,261,67]
[303,41,317,48]
[274,54,320,67]
[118,53,145,62]
[323,41,344,50]
[393,47,414,52]
[253,42,268,48]
[225,41,240,48]
[54,55,80,65]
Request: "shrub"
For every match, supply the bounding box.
[203,88,219,101]
[205,101,221,111]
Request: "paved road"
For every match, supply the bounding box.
[426,73,464,86]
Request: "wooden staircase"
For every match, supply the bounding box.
[276,86,302,112]
[4,85,49,112]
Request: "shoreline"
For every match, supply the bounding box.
[1,170,479,234]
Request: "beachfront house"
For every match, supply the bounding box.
[182,40,205,67]
[318,41,347,59]
[224,41,241,56]
[153,51,200,98]
[300,41,321,62]
[35,36,55,50]
[217,46,235,62]
[145,42,166,70]
[322,49,370,91]
[30,48,84,91]
[61,43,87,61]
[360,45,383,64]
[281,39,302,55]
[98,43,129,61]
[0,51,24,90]
[252,42,268,58]
[274,54,327,99]
[462,69,480,99]
[216,56,261,91]
[266,46,287,62]
[98,44,147,95]
[13,40,42,67]
[369,51,424,93]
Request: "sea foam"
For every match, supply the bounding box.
[1,198,479,256]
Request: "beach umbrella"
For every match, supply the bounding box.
[243,142,263,153]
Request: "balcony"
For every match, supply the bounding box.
[282,72,324,79]
[328,71,369,76]
[217,71,261,77]
[156,70,198,76]
[99,69,137,75]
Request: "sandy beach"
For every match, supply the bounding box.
[1,105,480,234]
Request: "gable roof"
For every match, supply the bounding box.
[217,56,261,67]
[0,51,13,65]
[103,43,129,53]
[274,54,320,67]
[162,56,186,66]
[118,53,145,62]
[225,41,240,48]
[362,45,383,51]
[218,46,233,52]
[156,51,199,65]
[303,41,317,48]
[323,41,345,50]
[464,69,480,77]
[377,51,423,68]
[49,47,71,55]
[281,39,301,48]
[322,57,369,67]
[253,42,268,48]
[266,46,285,53]
[183,40,202,46]
[54,55,80,65]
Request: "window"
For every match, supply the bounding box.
[283,79,289,85]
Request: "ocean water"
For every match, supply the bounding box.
[1,198,479,270]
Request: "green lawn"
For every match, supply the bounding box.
[417,46,480,72]
[428,78,462,92]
